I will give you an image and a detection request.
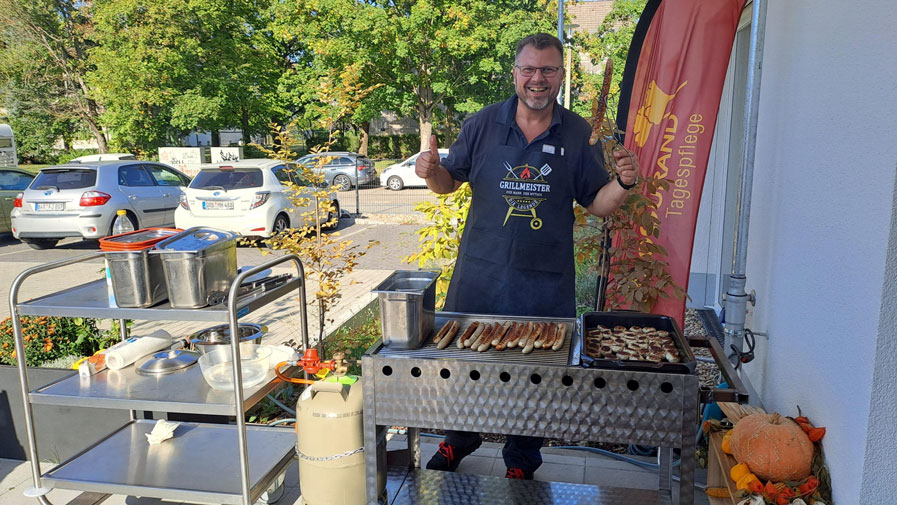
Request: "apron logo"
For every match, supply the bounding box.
[499,161,551,230]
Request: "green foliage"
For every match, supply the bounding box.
[247,384,295,424]
[574,62,686,312]
[369,134,428,159]
[570,0,648,119]
[0,316,126,367]
[323,305,381,376]
[404,184,472,308]
[254,63,379,351]
[0,0,106,157]
[88,0,283,152]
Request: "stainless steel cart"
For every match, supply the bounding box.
[9,252,309,505]
[362,312,746,505]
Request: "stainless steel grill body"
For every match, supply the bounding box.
[363,312,700,505]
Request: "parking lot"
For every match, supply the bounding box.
[334,185,439,215]
[0,216,429,346]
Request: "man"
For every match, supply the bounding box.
[415,33,639,480]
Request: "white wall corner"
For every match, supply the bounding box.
[859,166,897,503]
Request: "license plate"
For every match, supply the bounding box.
[34,202,64,211]
[202,200,234,210]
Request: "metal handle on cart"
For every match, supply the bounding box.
[687,335,750,404]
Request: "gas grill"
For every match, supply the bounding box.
[362,311,747,505]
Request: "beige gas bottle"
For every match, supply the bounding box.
[295,379,384,505]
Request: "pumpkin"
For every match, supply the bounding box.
[730,412,814,482]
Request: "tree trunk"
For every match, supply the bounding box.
[358,121,370,156]
[84,116,108,153]
[241,106,250,146]
[211,130,221,147]
[444,107,455,147]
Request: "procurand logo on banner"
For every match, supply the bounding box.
[615,0,745,327]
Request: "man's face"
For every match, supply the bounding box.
[513,44,564,112]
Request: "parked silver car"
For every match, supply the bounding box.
[296,152,375,191]
[0,168,35,234]
[10,161,190,249]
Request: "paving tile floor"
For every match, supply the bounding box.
[0,433,710,505]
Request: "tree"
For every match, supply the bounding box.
[354,0,555,152]
[89,0,283,152]
[570,0,648,118]
[0,0,108,153]
[255,63,379,352]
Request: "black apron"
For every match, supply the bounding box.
[444,133,577,318]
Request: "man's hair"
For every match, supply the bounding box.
[515,33,564,63]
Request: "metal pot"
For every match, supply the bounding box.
[190,323,266,354]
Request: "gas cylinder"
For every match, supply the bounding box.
[295,379,384,505]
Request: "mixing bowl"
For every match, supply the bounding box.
[198,345,271,391]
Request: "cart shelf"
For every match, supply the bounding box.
[42,420,296,505]
[30,364,299,416]
[9,252,310,505]
[15,277,304,322]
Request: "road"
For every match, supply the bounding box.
[0,217,430,346]
[0,215,423,270]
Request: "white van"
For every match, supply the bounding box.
[0,124,17,168]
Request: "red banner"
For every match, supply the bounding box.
[616,0,744,327]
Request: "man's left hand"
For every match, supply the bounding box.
[613,148,639,187]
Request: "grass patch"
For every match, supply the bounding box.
[18,164,47,174]
[322,303,382,376]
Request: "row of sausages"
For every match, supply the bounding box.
[431,320,567,354]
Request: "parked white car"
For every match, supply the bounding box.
[379,149,449,190]
[69,153,137,162]
[175,159,339,238]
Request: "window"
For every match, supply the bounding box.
[272,165,293,185]
[0,170,32,190]
[190,169,263,190]
[118,165,155,187]
[145,164,187,186]
[287,163,310,186]
[337,157,354,166]
[33,169,96,190]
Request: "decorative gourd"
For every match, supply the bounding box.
[730,412,814,482]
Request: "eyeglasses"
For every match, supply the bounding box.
[515,65,562,78]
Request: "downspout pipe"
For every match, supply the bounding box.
[557,1,565,105]
[724,0,768,356]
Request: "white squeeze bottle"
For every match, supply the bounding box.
[112,209,135,235]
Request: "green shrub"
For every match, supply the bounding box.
[369,134,431,159]
[0,316,124,367]
[323,305,381,376]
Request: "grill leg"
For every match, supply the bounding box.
[658,447,673,493]
[407,427,421,468]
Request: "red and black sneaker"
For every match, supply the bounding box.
[505,467,534,480]
[425,439,482,472]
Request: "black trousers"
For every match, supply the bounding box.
[444,430,544,473]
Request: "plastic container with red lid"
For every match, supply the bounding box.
[99,228,182,252]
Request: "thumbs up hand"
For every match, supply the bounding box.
[415,135,441,180]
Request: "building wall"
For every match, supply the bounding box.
[742,1,897,503]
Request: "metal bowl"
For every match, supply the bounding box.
[190,323,266,354]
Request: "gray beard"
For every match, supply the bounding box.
[518,93,553,111]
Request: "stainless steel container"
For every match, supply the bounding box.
[371,270,439,349]
[189,323,265,354]
[105,250,168,308]
[154,227,238,308]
